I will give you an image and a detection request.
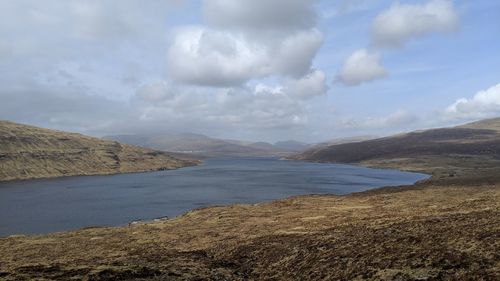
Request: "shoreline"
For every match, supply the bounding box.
[0,160,201,183]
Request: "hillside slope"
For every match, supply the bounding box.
[0,120,198,181]
[291,118,500,178]
[458,117,500,131]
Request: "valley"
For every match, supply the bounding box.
[1,118,499,280]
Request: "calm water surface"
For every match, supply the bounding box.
[0,158,428,236]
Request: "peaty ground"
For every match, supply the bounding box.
[0,163,499,280]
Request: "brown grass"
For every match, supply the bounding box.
[0,120,199,181]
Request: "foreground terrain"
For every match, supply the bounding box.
[0,170,498,280]
[0,120,198,181]
[1,119,499,280]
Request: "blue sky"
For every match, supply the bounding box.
[314,0,500,134]
[0,0,499,142]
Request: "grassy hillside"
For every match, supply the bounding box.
[0,120,199,181]
[291,118,500,179]
[458,117,500,131]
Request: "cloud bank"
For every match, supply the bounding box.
[203,0,316,31]
[167,27,323,86]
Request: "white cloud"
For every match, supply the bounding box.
[336,49,386,86]
[284,70,327,99]
[167,27,323,86]
[167,0,323,87]
[371,0,458,47]
[167,27,264,87]
[338,0,459,87]
[445,83,500,120]
[272,30,324,78]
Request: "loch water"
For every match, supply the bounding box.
[0,158,428,236]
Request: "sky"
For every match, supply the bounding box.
[0,0,499,143]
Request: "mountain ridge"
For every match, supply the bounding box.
[290,118,500,178]
[0,120,199,181]
[105,133,304,157]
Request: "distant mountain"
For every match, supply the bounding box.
[274,140,310,152]
[0,120,198,181]
[290,118,500,177]
[105,133,301,157]
[274,137,376,154]
[247,142,278,151]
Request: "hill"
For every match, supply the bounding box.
[105,133,297,157]
[313,135,377,147]
[458,117,500,131]
[0,120,198,181]
[291,118,500,179]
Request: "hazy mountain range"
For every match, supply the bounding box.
[104,133,312,157]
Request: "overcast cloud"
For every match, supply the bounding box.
[0,0,499,142]
[203,0,317,31]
